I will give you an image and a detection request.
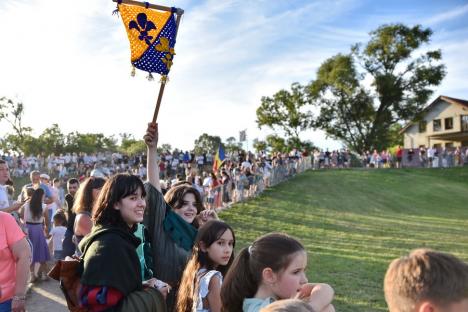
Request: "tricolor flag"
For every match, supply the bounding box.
[118,3,178,78]
[212,145,225,172]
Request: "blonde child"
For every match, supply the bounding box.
[176,220,235,312]
[221,233,334,312]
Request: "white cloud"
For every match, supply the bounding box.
[423,3,468,25]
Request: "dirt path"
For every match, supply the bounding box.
[26,279,68,312]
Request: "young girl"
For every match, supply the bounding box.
[72,176,105,255]
[22,188,50,282]
[220,233,334,312]
[176,220,235,312]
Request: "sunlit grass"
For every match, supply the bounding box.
[220,167,468,312]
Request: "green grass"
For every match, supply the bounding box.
[219,167,468,312]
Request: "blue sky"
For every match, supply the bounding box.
[0,0,467,151]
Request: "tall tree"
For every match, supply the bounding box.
[193,133,221,155]
[39,124,66,155]
[256,83,314,144]
[308,24,446,152]
[0,97,36,154]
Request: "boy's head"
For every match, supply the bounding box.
[384,249,468,312]
[53,212,67,227]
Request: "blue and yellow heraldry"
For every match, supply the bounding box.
[117,2,177,81]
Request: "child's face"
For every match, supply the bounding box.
[272,251,308,299]
[204,229,234,267]
[174,193,198,224]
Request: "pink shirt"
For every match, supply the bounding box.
[0,212,26,302]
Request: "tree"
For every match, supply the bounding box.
[252,138,268,153]
[256,83,314,143]
[0,97,34,153]
[39,124,66,155]
[265,134,287,153]
[157,143,172,154]
[308,24,446,152]
[225,136,242,154]
[193,133,221,155]
[65,132,117,154]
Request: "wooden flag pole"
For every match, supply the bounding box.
[112,0,183,14]
[113,0,184,123]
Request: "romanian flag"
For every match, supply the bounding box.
[118,3,177,77]
[213,145,225,172]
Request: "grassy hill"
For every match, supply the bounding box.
[219,167,468,312]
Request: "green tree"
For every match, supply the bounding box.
[252,138,268,153]
[38,124,66,155]
[256,83,314,143]
[308,24,446,152]
[0,97,34,153]
[225,136,241,154]
[193,133,221,155]
[157,143,173,154]
[65,132,117,154]
[265,134,287,153]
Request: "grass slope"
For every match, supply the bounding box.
[219,167,468,312]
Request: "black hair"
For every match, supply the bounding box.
[29,188,45,220]
[93,174,146,230]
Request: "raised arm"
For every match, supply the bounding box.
[144,122,161,192]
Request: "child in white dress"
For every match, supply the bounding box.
[176,220,235,312]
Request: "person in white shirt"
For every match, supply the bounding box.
[48,212,67,261]
[0,160,22,213]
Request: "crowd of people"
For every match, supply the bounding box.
[359,146,468,169]
[1,124,467,312]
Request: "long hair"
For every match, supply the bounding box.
[164,184,204,216]
[93,174,146,230]
[29,188,45,220]
[72,177,105,214]
[176,220,236,312]
[221,233,305,312]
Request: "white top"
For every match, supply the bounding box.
[195,269,222,312]
[50,226,66,251]
[23,202,47,223]
[0,185,9,210]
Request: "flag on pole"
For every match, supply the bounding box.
[239,129,247,142]
[118,3,178,80]
[212,145,225,172]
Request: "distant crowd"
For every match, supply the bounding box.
[1,122,467,312]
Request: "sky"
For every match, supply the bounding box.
[0,0,467,152]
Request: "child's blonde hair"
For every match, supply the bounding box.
[384,248,468,312]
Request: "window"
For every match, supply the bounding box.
[433,119,441,132]
[462,115,468,132]
[445,143,453,148]
[444,117,453,130]
[418,120,427,133]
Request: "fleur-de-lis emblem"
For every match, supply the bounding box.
[129,13,156,45]
[155,37,176,70]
